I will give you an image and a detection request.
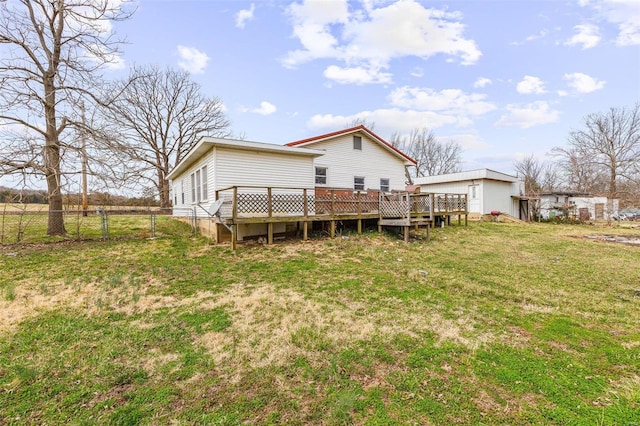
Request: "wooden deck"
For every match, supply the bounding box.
[214,186,468,249]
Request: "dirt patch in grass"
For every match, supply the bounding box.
[0,275,217,333]
[195,283,494,378]
[583,234,640,246]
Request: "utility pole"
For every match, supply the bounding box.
[81,101,88,217]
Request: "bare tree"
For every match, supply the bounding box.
[513,154,560,196]
[558,104,640,199]
[0,0,133,235]
[105,65,230,208]
[552,147,607,194]
[390,128,462,179]
[345,118,376,131]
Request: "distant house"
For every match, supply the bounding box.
[166,126,416,242]
[414,169,528,220]
[286,125,416,195]
[539,191,618,221]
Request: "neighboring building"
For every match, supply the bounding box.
[539,191,618,221]
[286,125,416,195]
[414,169,527,220]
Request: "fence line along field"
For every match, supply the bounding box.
[0,221,639,424]
[0,204,170,244]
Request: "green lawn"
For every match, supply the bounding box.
[1,220,639,424]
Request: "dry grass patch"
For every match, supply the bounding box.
[195,282,494,377]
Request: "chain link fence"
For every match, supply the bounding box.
[0,206,196,245]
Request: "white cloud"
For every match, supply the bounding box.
[283,0,481,85]
[563,72,606,93]
[410,67,424,78]
[579,0,640,46]
[389,86,496,116]
[495,101,560,128]
[251,101,277,115]
[516,75,547,94]
[176,45,209,74]
[308,109,458,134]
[85,43,125,70]
[473,77,492,88]
[236,4,256,29]
[565,24,601,49]
[323,65,392,85]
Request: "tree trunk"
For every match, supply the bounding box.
[44,64,66,235]
[158,172,171,208]
[45,142,66,235]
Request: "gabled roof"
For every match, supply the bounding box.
[167,136,324,180]
[414,169,520,185]
[286,125,417,166]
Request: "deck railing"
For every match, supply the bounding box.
[214,186,467,221]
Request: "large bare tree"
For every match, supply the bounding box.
[555,104,640,199]
[390,128,462,180]
[106,65,230,208]
[0,0,132,235]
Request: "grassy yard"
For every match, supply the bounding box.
[1,220,639,425]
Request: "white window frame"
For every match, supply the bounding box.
[380,178,390,192]
[201,165,208,201]
[315,166,328,185]
[354,176,365,191]
[190,173,196,203]
[353,135,362,150]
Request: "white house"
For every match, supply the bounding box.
[166,136,323,241]
[167,126,416,242]
[414,169,527,220]
[286,125,416,195]
[539,191,618,221]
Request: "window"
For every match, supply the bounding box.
[354,176,365,191]
[181,180,185,204]
[190,173,195,203]
[196,169,202,202]
[201,165,208,201]
[315,166,327,185]
[471,186,477,199]
[380,178,390,192]
[353,135,362,150]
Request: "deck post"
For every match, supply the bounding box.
[268,223,273,245]
[232,186,238,220]
[465,194,468,226]
[303,188,309,240]
[330,190,335,216]
[330,220,336,238]
[231,224,237,251]
[403,225,409,242]
[303,221,308,240]
[357,219,362,234]
[267,187,272,218]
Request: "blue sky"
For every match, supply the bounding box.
[71,0,640,175]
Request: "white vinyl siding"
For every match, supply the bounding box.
[308,134,407,191]
[215,147,315,190]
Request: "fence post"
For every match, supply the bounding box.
[98,208,109,240]
[150,212,157,238]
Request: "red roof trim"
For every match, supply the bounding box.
[286,125,417,165]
